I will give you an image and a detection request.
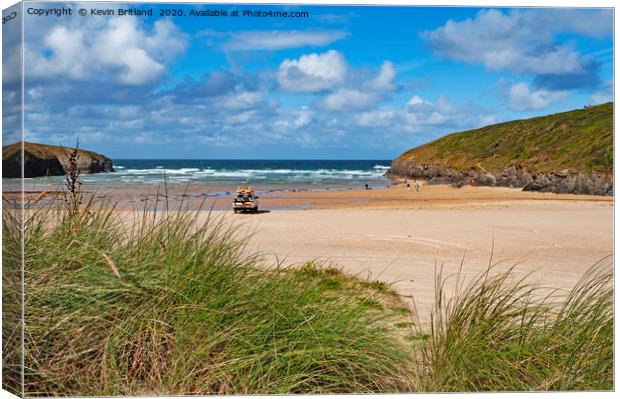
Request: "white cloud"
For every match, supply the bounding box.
[228,111,258,124]
[27,16,187,85]
[507,82,568,111]
[294,107,312,128]
[223,30,348,51]
[319,89,378,111]
[355,109,396,128]
[37,26,90,80]
[145,20,188,60]
[402,94,491,132]
[219,89,264,111]
[407,94,453,114]
[406,95,429,107]
[277,50,347,92]
[367,61,397,91]
[424,9,610,76]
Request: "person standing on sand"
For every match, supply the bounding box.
[406,182,411,191]
[415,182,420,192]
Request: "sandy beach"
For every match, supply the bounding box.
[170,183,613,320]
[17,181,613,320]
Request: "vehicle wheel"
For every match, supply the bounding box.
[253,207,258,213]
[233,209,238,214]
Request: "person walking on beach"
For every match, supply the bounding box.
[364,183,369,190]
[415,182,420,192]
[406,182,411,191]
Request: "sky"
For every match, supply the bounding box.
[2,2,614,159]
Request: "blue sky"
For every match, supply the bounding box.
[3,2,614,159]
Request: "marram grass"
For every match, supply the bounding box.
[416,259,613,392]
[2,195,613,395]
[13,198,416,396]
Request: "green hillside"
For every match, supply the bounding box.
[396,102,613,175]
[2,141,114,178]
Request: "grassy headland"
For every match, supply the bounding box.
[2,141,114,178]
[395,102,613,175]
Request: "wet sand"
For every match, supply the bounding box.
[13,179,613,210]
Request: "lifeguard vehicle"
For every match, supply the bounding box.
[232,186,259,213]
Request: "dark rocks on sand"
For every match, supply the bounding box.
[386,159,612,196]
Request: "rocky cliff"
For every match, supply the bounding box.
[2,142,115,178]
[387,160,612,195]
[387,103,613,196]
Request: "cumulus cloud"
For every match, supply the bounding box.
[219,90,265,111]
[354,109,396,128]
[27,17,187,85]
[287,57,397,113]
[406,94,454,114]
[277,50,347,92]
[223,30,348,51]
[294,107,313,128]
[406,95,430,107]
[507,82,568,111]
[367,61,397,91]
[319,89,379,111]
[359,94,493,137]
[404,95,460,126]
[342,94,494,138]
[423,9,611,88]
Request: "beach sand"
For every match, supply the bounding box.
[23,181,612,320]
[201,183,613,320]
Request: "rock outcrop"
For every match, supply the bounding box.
[386,159,613,196]
[2,142,114,178]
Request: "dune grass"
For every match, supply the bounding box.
[416,259,613,392]
[1,200,23,396]
[2,192,613,395]
[15,198,416,396]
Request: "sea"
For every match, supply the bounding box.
[16,159,393,189]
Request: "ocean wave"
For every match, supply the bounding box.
[112,168,386,178]
[89,163,392,184]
